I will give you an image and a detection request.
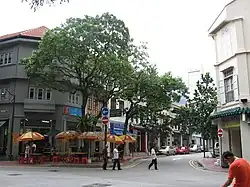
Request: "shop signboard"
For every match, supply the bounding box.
[63,106,82,117]
[110,121,125,135]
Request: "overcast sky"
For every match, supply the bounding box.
[0,0,229,85]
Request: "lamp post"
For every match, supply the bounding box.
[1,89,15,161]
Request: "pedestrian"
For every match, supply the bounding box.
[148,146,158,170]
[102,144,108,170]
[24,143,30,159]
[112,145,122,170]
[221,151,250,187]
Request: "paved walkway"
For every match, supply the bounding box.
[198,158,228,173]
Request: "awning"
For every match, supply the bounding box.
[0,120,7,128]
[211,107,250,119]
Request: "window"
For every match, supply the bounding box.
[75,93,80,104]
[69,93,80,104]
[45,89,52,100]
[29,88,52,100]
[119,100,124,110]
[29,88,35,99]
[37,88,44,100]
[0,52,12,66]
[111,98,116,109]
[224,68,234,103]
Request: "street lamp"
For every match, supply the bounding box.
[1,89,15,161]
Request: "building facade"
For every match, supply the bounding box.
[209,0,250,160]
[0,26,103,158]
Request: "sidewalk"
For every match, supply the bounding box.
[0,155,149,168]
[197,158,228,173]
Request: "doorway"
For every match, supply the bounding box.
[0,120,8,157]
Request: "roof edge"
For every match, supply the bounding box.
[208,0,236,32]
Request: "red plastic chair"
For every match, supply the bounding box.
[52,156,60,163]
[73,157,80,164]
[28,157,34,164]
[19,157,26,164]
[81,157,88,164]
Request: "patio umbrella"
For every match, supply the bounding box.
[119,135,136,143]
[78,132,103,159]
[55,130,79,140]
[17,132,44,142]
[78,132,103,141]
[106,134,124,144]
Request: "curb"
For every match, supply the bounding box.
[189,160,228,173]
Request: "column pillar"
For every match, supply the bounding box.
[240,119,250,160]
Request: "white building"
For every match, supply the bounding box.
[209,0,250,160]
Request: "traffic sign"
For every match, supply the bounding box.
[102,117,109,124]
[102,107,109,117]
[217,128,223,137]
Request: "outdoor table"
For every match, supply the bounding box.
[72,152,88,157]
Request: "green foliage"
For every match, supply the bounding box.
[124,70,188,139]
[22,0,69,10]
[22,13,134,131]
[189,72,218,139]
[76,114,99,132]
[172,106,195,136]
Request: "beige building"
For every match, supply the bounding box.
[209,0,250,160]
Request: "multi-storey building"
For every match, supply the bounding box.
[0,26,103,158]
[209,0,250,160]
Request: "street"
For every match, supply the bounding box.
[0,153,226,187]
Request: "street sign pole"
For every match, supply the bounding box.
[217,129,223,167]
[101,106,109,170]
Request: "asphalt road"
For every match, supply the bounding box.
[0,153,227,187]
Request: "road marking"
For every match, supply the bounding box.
[172,157,181,161]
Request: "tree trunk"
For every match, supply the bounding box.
[212,138,215,158]
[123,116,129,135]
[203,138,206,158]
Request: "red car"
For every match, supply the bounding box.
[176,146,190,154]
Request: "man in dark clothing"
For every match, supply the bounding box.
[102,145,108,170]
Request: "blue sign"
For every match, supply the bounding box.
[110,121,125,135]
[102,107,109,117]
[63,106,82,117]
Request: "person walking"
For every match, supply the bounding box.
[112,145,122,170]
[221,151,250,187]
[148,146,158,170]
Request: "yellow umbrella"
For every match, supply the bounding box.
[119,135,136,143]
[55,130,79,140]
[17,132,44,142]
[106,134,124,144]
[78,132,102,141]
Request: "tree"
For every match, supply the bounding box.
[22,13,133,131]
[22,0,69,10]
[172,105,195,144]
[189,73,218,157]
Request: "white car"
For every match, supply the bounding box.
[158,146,176,155]
[189,144,201,152]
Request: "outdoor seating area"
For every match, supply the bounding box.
[16,130,137,165]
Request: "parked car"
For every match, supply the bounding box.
[176,146,190,154]
[189,144,201,152]
[158,146,176,155]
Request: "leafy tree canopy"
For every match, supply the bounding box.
[22,0,69,10]
[189,72,218,139]
[22,13,133,110]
